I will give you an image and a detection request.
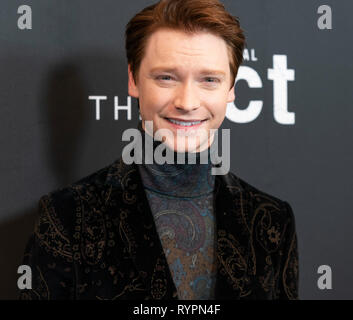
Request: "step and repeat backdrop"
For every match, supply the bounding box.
[0,0,352,299]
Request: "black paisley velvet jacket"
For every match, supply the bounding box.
[19,156,299,300]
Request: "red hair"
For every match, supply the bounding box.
[125,0,246,89]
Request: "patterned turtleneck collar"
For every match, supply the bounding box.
[135,120,216,198]
[135,120,218,300]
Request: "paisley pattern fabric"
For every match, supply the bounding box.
[18,125,299,300]
[135,120,217,299]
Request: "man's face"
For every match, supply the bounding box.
[128,28,235,153]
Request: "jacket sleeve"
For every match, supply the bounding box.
[276,201,299,300]
[18,194,75,300]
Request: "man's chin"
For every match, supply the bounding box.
[164,139,209,154]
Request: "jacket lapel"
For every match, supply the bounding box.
[104,157,254,300]
[213,170,255,299]
[104,157,178,299]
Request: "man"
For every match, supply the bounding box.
[19,0,299,300]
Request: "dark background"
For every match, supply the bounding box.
[0,0,352,299]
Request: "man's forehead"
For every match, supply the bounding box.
[146,28,227,53]
[142,29,230,71]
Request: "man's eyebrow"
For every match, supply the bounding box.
[199,70,226,77]
[149,67,226,77]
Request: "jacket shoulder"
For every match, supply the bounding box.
[227,171,294,222]
[226,172,299,299]
[37,161,115,238]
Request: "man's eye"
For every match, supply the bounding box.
[204,77,219,83]
[156,75,172,81]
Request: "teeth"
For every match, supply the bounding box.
[167,118,202,126]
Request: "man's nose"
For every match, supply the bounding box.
[173,81,200,111]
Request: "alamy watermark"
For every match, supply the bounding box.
[17,5,32,30]
[17,265,32,290]
[121,120,230,175]
[317,264,332,290]
[317,5,332,30]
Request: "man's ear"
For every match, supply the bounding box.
[128,64,139,98]
[227,83,235,103]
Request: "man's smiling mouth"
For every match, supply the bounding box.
[164,117,208,127]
